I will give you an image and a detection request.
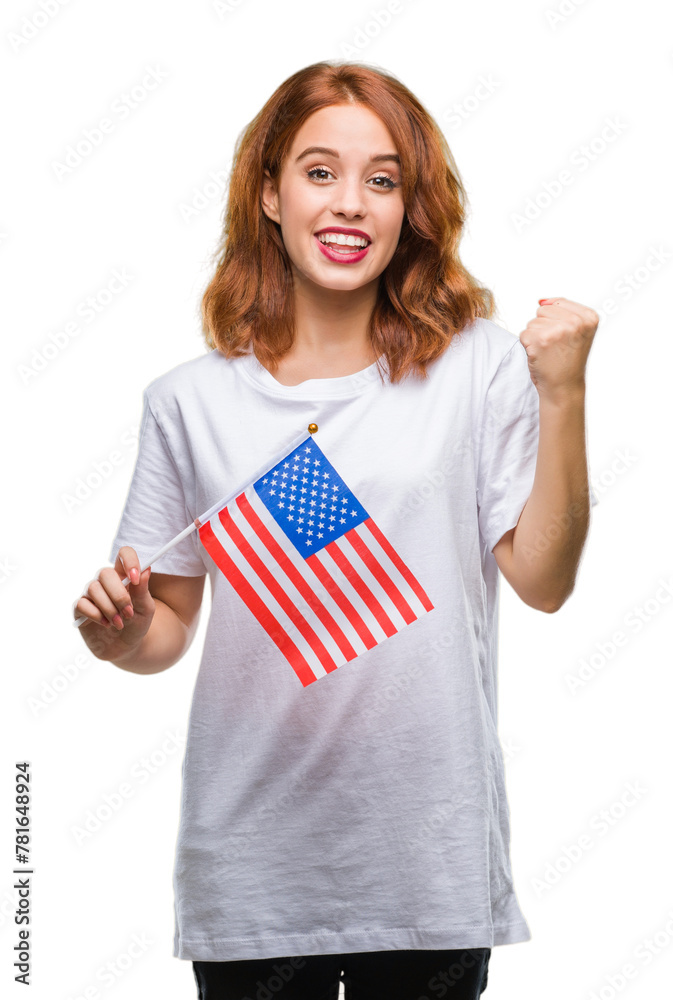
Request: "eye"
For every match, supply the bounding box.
[305,166,398,190]
[305,166,333,182]
[370,174,398,190]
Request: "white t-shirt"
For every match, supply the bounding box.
[108,316,598,962]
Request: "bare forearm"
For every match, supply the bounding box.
[509,385,591,611]
[109,599,194,675]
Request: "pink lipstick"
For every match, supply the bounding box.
[314,235,370,263]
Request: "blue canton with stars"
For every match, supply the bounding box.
[252,436,370,559]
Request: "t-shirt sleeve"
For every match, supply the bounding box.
[107,389,207,576]
[476,339,599,554]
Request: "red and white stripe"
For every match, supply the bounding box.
[198,483,434,687]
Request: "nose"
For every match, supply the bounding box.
[328,176,366,220]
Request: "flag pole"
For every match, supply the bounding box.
[73,426,317,628]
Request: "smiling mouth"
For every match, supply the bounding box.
[315,232,370,249]
[313,234,371,260]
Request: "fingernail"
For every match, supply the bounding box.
[538,298,554,304]
[122,605,134,619]
[113,614,124,629]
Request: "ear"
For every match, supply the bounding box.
[261,169,280,224]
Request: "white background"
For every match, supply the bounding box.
[3,0,672,998]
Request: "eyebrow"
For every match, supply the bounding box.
[294,145,401,166]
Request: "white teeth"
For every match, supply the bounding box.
[317,232,370,247]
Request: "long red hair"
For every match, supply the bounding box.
[201,60,496,385]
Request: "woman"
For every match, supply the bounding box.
[73,61,598,999]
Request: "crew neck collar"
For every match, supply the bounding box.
[237,350,387,398]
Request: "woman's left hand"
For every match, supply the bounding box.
[520,297,599,400]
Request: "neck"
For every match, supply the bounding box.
[289,271,379,361]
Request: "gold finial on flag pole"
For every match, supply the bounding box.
[308,423,318,434]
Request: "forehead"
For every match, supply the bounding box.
[289,104,398,156]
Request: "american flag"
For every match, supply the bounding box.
[197,433,434,686]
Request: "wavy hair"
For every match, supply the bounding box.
[200,60,496,385]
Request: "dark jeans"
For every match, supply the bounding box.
[192,947,491,999]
